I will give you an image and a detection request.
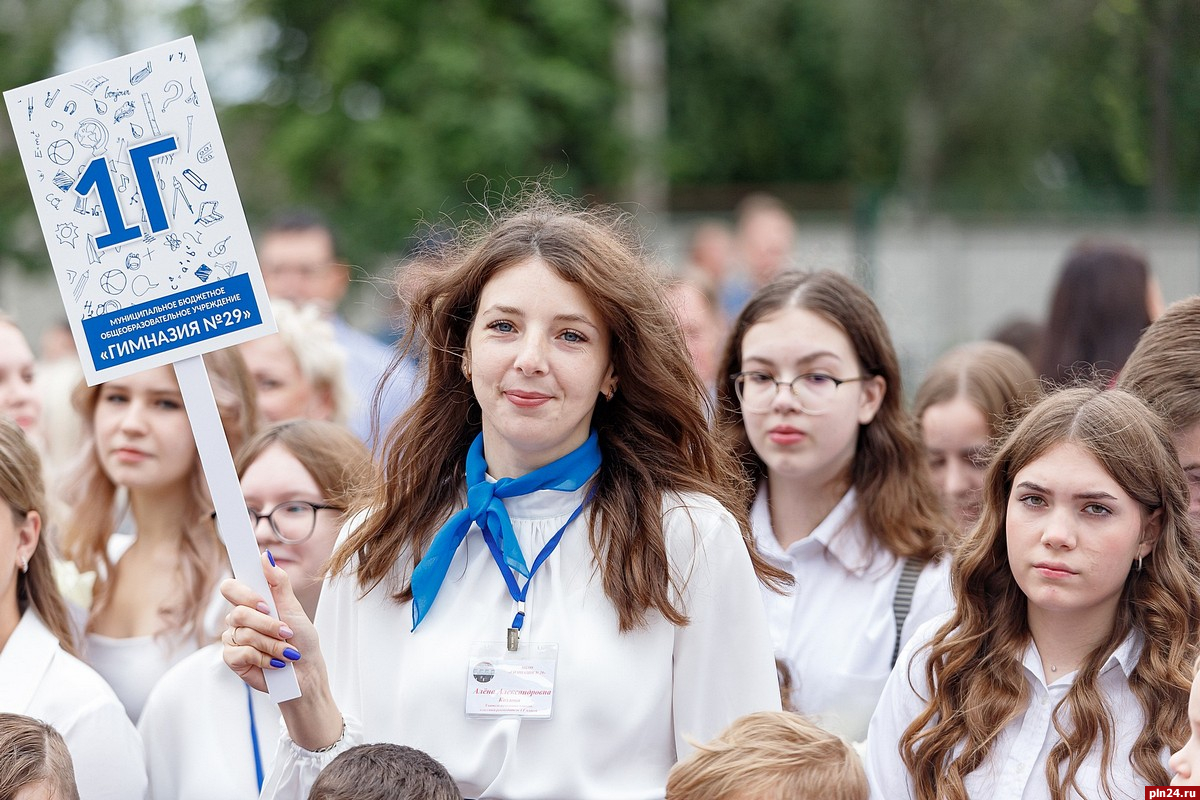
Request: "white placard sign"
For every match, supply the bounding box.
[5,37,300,703]
[3,35,275,385]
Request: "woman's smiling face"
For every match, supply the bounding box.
[466,258,615,478]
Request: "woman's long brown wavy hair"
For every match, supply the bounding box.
[331,195,788,631]
[714,270,949,562]
[901,387,1200,799]
[0,417,76,656]
[62,349,257,642]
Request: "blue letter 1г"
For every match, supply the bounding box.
[74,135,178,249]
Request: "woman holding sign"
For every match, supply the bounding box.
[139,419,375,799]
[221,197,785,799]
[63,349,257,722]
[0,416,146,800]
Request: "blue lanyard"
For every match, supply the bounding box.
[246,683,264,792]
[479,495,589,650]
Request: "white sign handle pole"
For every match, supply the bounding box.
[174,354,301,702]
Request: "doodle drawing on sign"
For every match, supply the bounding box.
[182,168,207,191]
[130,61,152,85]
[99,269,127,296]
[56,222,78,248]
[195,201,222,226]
[74,119,108,156]
[47,139,74,166]
[162,80,183,112]
[73,270,89,301]
[131,274,158,297]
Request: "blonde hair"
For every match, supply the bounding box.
[0,713,79,800]
[914,341,1040,440]
[62,349,257,641]
[0,417,75,655]
[267,299,353,425]
[901,386,1200,799]
[666,712,867,800]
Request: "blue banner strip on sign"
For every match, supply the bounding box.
[81,272,260,369]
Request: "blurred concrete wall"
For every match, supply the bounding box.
[4,216,1198,392]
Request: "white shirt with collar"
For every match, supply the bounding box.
[866,614,1162,799]
[752,485,953,741]
[261,486,781,800]
[1,609,148,800]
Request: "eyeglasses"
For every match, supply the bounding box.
[213,501,341,544]
[732,371,868,415]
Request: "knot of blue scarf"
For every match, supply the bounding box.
[409,430,602,630]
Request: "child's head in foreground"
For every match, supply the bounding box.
[666,711,867,800]
[0,713,78,800]
[307,743,461,800]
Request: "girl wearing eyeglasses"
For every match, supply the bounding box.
[715,269,954,742]
[61,350,257,722]
[138,419,376,800]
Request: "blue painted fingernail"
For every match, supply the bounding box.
[270,658,286,669]
[283,647,301,661]
[266,550,276,567]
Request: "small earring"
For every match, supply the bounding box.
[605,388,615,402]
[19,556,28,574]
[461,363,471,381]
[1135,555,1143,572]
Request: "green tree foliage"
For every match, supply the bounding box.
[5,0,1197,276]
[0,0,85,271]
[666,0,848,188]
[835,0,1200,214]
[222,0,623,268]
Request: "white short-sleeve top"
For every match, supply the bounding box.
[82,531,227,723]
[262,486,781,800]
[752,485,954,741]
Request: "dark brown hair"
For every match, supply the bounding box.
[308,743,460,800]
[1038,240,1153,385]
[901,387,1200,799]
[715,270,949,561]
[331,196,787,631]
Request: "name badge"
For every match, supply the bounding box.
[466,641,559,719]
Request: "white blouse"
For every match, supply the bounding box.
[262,486,781,800]
[0,610,147,800]
[865,616,1164,799]
[752,486,953,741]
[82,532,227,723]
[139,643,281,800]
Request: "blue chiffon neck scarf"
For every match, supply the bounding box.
[409,430,601,630]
